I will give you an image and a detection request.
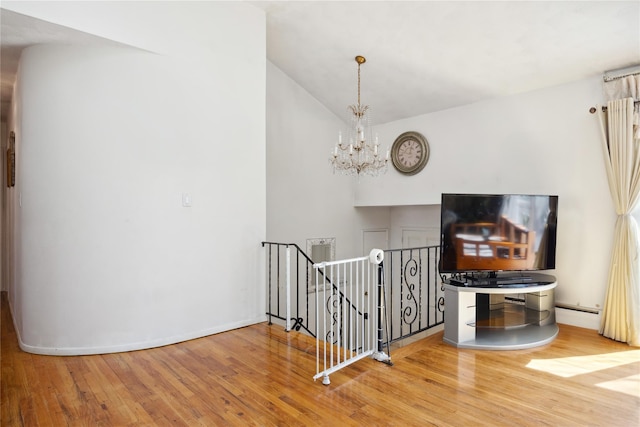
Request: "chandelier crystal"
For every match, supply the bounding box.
[329,56,389,177]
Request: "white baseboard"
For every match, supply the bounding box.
[15,314,269,356]
[555,307,600,330]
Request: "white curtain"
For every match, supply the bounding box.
[597,74,640,346]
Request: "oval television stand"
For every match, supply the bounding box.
[443,273,558,350]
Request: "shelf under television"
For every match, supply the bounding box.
[443,279,558,350]
[468,302,551,329]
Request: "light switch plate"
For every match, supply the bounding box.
[182,193,192,207]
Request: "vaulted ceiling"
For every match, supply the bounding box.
[2,1,639,124]
[255,1,640,124]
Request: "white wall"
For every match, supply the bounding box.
[266,61,390,259]
[356,77,615,313]
[0,122,5,292]
[4,3,612,343]
[266,54,613,321]
[5,2,267,354]
[4,88,18,330]
[388,205,441,249]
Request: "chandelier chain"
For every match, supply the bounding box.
[357,61,361,106]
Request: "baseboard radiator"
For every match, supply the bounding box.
[555,302,600,314]
[505,297,600,315]
[554,302,600,330]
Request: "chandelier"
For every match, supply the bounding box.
[329,56,389,177]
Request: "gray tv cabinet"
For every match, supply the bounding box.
[443,274,558,350]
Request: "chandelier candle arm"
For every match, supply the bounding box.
[329,55,389,177]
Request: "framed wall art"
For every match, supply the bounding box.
[6,131,15,187]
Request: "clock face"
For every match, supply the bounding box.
[391,131,429,175]
[397,139,423,168]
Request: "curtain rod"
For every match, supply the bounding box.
[603,64,640,82]
[589,100,640,114]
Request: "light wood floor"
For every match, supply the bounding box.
[2,293,639,426]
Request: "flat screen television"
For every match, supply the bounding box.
[439,193,558,276]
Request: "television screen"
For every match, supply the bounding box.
[440,194,558,273]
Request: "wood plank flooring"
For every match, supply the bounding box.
[2,292,639,426]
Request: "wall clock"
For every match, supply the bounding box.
[390,131,430,175]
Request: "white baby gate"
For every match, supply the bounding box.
[313,249,390,385]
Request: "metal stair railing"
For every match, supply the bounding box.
[262,242,312,336]
[261,242,365,340]
[384,245,445,345]
[261,242,445,348]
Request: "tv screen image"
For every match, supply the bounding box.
[440,194,558,274]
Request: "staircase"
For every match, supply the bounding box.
[262,242,445,380]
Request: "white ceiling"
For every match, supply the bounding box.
[2,1,640,124]
[0,8,127,122]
